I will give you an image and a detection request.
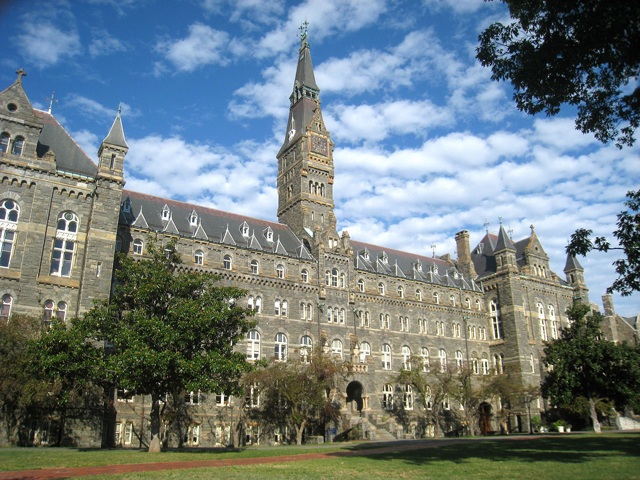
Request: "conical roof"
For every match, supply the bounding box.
[102,105,128,148]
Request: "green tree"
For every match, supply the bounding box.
[567,189,640,296]
[248,348,344,445]
[31,239,255,452]
[541,304,640,433]
[477,0,640,148]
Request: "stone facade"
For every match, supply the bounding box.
[0,32,629,448]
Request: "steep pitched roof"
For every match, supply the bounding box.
[102,106,128,148]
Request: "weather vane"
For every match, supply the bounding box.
[431,243,436,258]
[47,91,58,114]
[484,218,490,234]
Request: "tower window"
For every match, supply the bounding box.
[11,137,24,156]
[50,212,79,277]
[0,133,9,153]
[0,199,19,268]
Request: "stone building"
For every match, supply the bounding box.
[0,29,615,447]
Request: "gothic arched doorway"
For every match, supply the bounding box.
[479,402,492,435]
[346,381,364,413]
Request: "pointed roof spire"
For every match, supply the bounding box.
[564,254,584,272]
[102,103,128,148]
[495,218,515,251]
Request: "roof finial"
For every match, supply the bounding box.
[47,91,58,114]
[431,243,436,258]
[117,103,122,117]
[299,20,309,47]
[508,226,513,240]
[499,216,503,226]
[15,68,26,84]
[484,218,490,234]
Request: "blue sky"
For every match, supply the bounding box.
[1,0,638,315]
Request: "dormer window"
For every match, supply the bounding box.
[362,249,370,261]
[477,243,484,254]
[161,205,171,221]
[189,210,198,227]
[122,198,131,213]
[240,221,250,237]
[263,226,273,242]
[381,252,388,263]
[415,261,422,272]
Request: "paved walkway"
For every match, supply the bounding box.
[0,439,472,480]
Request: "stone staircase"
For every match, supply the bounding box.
[339,411,403,441]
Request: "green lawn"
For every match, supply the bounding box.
[1,434,639,480]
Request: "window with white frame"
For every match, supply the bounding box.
[398,285,404,298]
[476,299,481,310]
[250,260,259,274]
[378,282,385,295]
[382,384,393,410]
[50,212,79,277]
[358,278,365,292]
[538,303,548,341]
[223,255,232,270]
[56,302,67,322]
[481,357,489,375]
[339,308,345,324]
[382,344,391,370]
[11,136,24,156]
[216,393,230,406]
[472,357,479,374]
[325,270,330,286]
[306,303,312,321]
[281,300,288,317]
[115,422,123,445]
[331,339,343,360]
[240,221,249,237]
[340,273,346,288]
[455,350,464,369]
[421,347,430,372]
[189,211,199,227]
[194,250,204,265]
[185,391,199,405]
[255,296,262,314]
[433,292,439,304]
[132,239,143,255]
[465,297,471,309]
[438,349,447,372]
[403,385,414,410]
[301,269,309,283]
[490,300,502,339]
[246,330,260,360]
[331,268,338,287]
[425,386,433,410]
[363,311,370,327]
[327,306,333,323]
[263,227,273,241]
[300,302,307,320]
[416,289,422,301]
[402,345,411,370]
[274,333,287,361]
[450,294,456,306]
[360,342,371,363]
[276,264,284,279]
[124,422,133,445]
[43,300,54,326]
[0,133,9,153]
[549,305,558,339]
[0,199,19,268]
[161,205,170,221]
[381,313,390,330]
[245,385,260,408]
[301,336,312,363]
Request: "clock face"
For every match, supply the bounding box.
[310,135,328,156]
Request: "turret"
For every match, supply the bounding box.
[97,105,128,182]
[564,254,589,304]
[494,219,517,272]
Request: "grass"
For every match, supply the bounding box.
[1,434,639,480]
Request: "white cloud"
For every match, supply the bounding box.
[201,0,285,25]
[66,94,139,122]
[88,31,127,57]
[69,129,100,161]
[15,21,81,66]
[156,24,247,72]
[422,0,489,14]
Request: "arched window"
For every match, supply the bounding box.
[0,199,19,268]
[476,299,481,310]
[282,300,288,317]
[300,302,307,320]
[465,297,471,309]
[11,136,24,156]
[247,296,254,310]
[132,239,143,255]
[549,305,558,339]
[276,264,284,279]
[161,205,171,221]
[358,278,365,292]
[250,260,259,274]
[255,296,262,314]
[382,384,393,410]
[421,347,430,372]
[56,302,67,321]
[416,289,422,301]
[402,345,411,370]
[0,133,9,153]
[43,300,54,325]
[382,344,391,370]
[327,307,333,323]
[490,300,502,339]
[455,350,464,369]
[331,339,343,360]
[340,273,346,288]
[450,294,456,306]
[339,308,345,324]
[307,303,312,321]
[274,333,287,361]
[190,211,199,227]
[301,269,308,283]
[359,342,370,363]
[538,303,548,341]
[0,294,12,320]
[397,285,404,298]
[223,255,232,270]
[274,299,281,316]
[378,283,385,295]
[331,268,338,287]
[363,311,370,328]
[247,330,260,360]
[301,335,312,363]
[50,212,78,277]
[438,349,447,372]
[325,270,331,286]
[433,292,439,304]
[194,250,204,265]
[403,385,414,410]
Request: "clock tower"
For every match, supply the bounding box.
[277,23,337,248]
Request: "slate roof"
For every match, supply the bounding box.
[120,190,314,260]
[102,108,128,148]
[350,240,480,292]
[35,110,98,177]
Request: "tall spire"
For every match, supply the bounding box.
[102,104,128,149]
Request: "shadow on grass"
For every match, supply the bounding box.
[333,434,640,466]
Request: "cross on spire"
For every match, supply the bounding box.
[47,91,58,114]
[15,68,26,83]
[484,218,490,234]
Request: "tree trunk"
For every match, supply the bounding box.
[589,397,602,434]
[148,394,162,452]
[295,420,306,445]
